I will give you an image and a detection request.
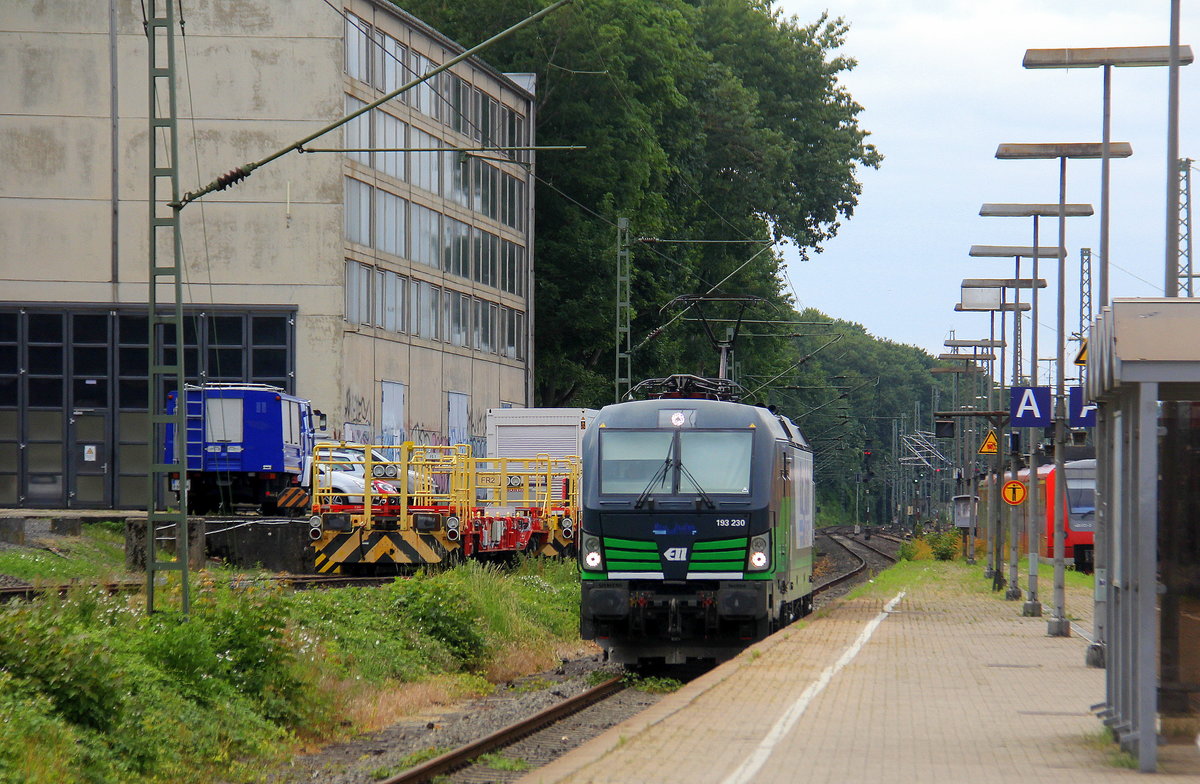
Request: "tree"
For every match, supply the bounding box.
[394,0,880,406]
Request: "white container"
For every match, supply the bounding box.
[485,407,597,458]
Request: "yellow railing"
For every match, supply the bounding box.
[311,442,580,526]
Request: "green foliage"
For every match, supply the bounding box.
[622,672,683,693]
[928,531,960,562]
[0,524,127,581]
[370,747,452,780]
[392,0,880,407]
[387,574,489,666]
[897,541,917,562]
[0,561,583,784]
[478,752,533,772]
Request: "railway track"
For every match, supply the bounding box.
[375,676,626,784]
[370,536,899,784]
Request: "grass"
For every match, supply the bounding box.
[0,523,128,582]
[0,557,584,784]
[1081,729,1139,769]
[478,752,533,772]
[510,676,555,693]
[370,746,452,780]
[622,672,683,693]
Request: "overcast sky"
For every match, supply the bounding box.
[775,1,1197,377]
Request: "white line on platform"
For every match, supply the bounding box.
[719,590,907,784]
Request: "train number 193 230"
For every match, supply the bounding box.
[715,518,747,527]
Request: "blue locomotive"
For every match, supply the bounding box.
[578,375,815,665]
[165,383,325,515]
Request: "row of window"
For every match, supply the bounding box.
[345,261,525,359]
[346,178,526,296]
[0,311,292,411]
[345,96,526,230]
[345,13,529,163]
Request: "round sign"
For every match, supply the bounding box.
[1001,480,1027,506]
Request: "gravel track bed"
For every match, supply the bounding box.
[266,654,620,784]
[441,688,663,784]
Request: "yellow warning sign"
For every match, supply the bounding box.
[1002,480,1027,506]
[1074,339,1088,367]
[978,430,999,455]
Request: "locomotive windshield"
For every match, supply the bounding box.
[599,429,753,496]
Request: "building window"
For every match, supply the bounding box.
[411,203,441,267]
[345,260,371,325]
[442,217,469,278]
[411,52,439,120]
[379,32,408,96]
[345,13,371,83]
[374,189,407,258]
[345,95,370,167]
[473,228,497,288]
[409,127,440,194]
[374,110,406,180]
[345,177,371,246]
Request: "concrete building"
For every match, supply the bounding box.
[0,0,535,509]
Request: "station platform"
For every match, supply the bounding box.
[521,563,1200,783]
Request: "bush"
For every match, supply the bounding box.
[897,541,917,561]
[929,530,960,561]
[0,560,584,783]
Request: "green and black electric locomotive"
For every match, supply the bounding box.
[578,375,815,665]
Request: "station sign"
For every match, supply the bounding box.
[1010,386,1052,428]
[1069,386,1097,428]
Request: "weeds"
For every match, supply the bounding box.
[478,752,533,772]
[0,559,583,784]
[622,672,683,693]
[370,746,452,780]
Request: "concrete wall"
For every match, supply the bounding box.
[1,0,532,466]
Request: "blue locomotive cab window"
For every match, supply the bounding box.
[679,431,752,494]
[599,430,673,494]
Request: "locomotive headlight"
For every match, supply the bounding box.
[445,516,460,531]
[582,535,603,570]
[748,535,770,571]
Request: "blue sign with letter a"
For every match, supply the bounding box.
[1010,386,1052,427]
[1069,386,1097,428]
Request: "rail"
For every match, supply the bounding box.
[376,676,625,784]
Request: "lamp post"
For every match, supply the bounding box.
[1024,43,1189,677]
[976,210,1092,616]
[996,142,1132,636]
[959,277,1046,601]
[1023,46,1192,306]
[955,290,1030,589]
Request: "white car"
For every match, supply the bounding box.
[313,446,403,506]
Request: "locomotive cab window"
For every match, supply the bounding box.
[678,431,752,494]
[598,430,673,494]
[598,429,752,496]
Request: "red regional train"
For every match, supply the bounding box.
[1009,459,1095,573]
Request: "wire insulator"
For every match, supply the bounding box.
[214,168,249,191]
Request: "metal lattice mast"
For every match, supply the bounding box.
[1079,247,1093,335]
[1179,159,1194,296]
[615,217,632,401]
[146,0,189,613]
